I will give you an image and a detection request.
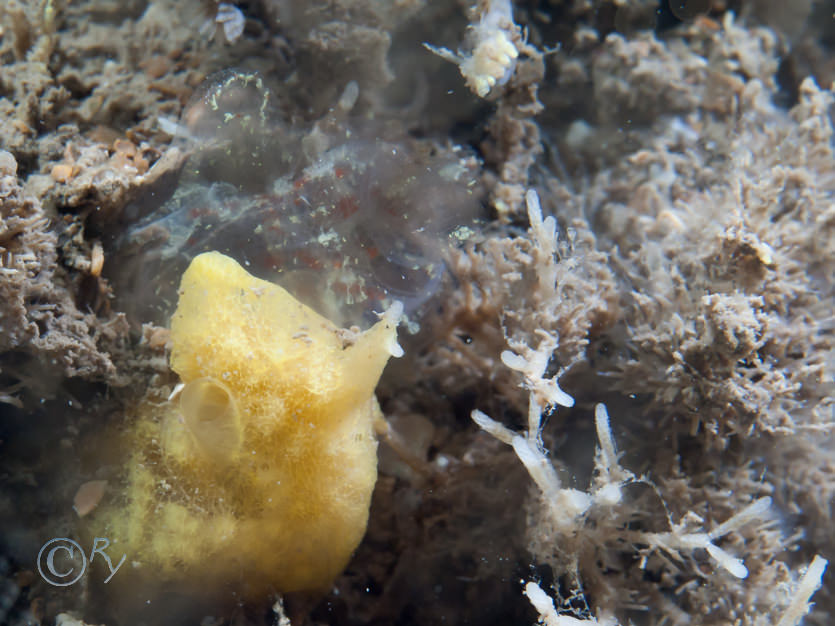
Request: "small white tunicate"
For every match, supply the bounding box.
[216,3,245,44]
[424,0,520,98]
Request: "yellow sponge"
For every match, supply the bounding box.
[96,251,401,595]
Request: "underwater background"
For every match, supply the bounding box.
[0,0,833,624]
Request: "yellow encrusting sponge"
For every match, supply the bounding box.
[96,251,402,595]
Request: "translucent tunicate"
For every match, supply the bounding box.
[668,0,711,21]
[113,70,483,328]
[167,69,289,192]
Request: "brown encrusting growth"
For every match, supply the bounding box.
[0,153,129,388]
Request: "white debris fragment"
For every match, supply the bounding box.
[380,300,405,358]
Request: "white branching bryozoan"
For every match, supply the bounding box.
[524,188,559,297]
[643,497,773,580]
[524,581,619,626]
[775,555,828,626]
[471,189,828,623]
